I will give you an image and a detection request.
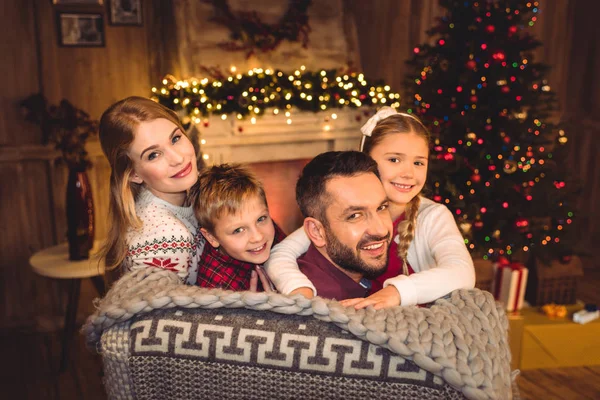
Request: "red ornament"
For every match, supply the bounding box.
[501,86,510,93]
[433,195,442,202]
[473,220,484,230]
[355,115,362,122]
[456,86,463,92]
[515,217,529,232]
[471,173,481,183]
[509,26,518,34]
[466,60,477,70]
[486,25,496,33]
[470,95,478,103]
[238,126,244,133]
[203,121,210,127]
[494,52,505,60]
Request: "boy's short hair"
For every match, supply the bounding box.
[296,151,379,222]
[191,164,267,232]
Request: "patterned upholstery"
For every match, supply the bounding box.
[101,307,465,399]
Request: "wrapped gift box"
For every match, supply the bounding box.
[493,257,529,312]
[508,304,600,370]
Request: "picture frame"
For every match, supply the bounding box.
[108,0,143,26]
[53,0,104,4]
[57,12,105,47]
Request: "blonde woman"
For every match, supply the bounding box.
[99,96,203,284]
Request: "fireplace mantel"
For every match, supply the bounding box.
[197,108,371,165]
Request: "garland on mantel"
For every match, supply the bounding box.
[152,67,401,125]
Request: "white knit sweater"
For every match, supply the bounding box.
[124,189,205,285]
[264,197,475,306]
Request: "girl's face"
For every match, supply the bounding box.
[368,132,429,210]
[128,118,198,205]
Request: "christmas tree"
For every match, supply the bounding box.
[404,0,576,263]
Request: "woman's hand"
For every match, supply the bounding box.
[289,286,314,299]
[249,265,276,292]
[339,286,401,310]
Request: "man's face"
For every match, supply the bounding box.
[321,173,393,278]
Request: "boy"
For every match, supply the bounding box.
[191,163,285,291]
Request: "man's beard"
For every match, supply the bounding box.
[323,227,389,279]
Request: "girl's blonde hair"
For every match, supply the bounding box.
[361,112,430,275]
[98,96,187,272]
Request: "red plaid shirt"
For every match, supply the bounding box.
[196,223,287,291]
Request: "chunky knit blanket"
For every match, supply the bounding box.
[83,268,512,400]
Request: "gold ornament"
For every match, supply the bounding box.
[503,160,518,174]
[459,222,472,234]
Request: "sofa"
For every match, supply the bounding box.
[84,268,515,400]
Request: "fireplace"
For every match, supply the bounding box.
[198,108,367,233]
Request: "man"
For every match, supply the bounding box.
[295,151,393,300]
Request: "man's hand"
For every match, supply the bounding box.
[289,286,314,299]
[249,266,276,292]
[339,286,401,310]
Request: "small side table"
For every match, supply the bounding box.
[29,242,106,372]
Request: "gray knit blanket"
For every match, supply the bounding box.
[83,268,512,400]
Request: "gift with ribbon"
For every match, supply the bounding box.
[493,257,529,312]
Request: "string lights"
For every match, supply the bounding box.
[151,66,400,127]
[405,0,576,261]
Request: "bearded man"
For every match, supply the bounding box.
[295,151,392,300]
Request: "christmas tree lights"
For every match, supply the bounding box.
[405,0,577,262]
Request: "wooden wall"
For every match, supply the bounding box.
[0,0,158,328]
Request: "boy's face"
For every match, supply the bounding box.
[201,194,275,265]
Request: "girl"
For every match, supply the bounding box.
[263,107,475,309]
[99,96,204,284]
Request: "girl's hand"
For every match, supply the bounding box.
[289,286,314,299]
[250,266,276,292]
[339,286,401,310]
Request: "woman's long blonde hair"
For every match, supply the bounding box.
[362,112,430,274]
[98,96,187,272]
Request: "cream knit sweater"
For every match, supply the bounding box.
[264,197,475,306]
[124,189,205,285]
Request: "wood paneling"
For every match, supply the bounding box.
[0,0,156,328]
[36,0,154,118]
[0,0,40,146]
[0,160,62,327]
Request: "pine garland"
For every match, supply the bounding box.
[152,67,400,124]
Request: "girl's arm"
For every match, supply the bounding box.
[127,216,196,284]
[263,227,316,295]
[384,205,475,306]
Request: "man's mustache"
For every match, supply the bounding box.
[357,232,391,249]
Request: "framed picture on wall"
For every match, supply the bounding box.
[57,12,105,47]
[108,0,143,26]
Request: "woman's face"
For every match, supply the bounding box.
[368,132,429,210]
[128,118,197,205]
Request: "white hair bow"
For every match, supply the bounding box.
[359,106,398,151]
